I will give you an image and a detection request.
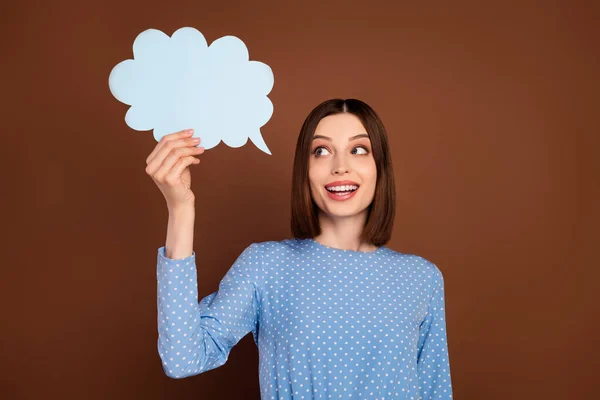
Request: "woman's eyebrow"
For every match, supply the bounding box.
[312,133,369,141]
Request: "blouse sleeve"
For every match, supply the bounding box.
[417,266,453,398]
[156,243,263,379]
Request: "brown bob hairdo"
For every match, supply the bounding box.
[290,98,396,247]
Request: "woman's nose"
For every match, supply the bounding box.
[332,153,350,175]
[333,164,349,175]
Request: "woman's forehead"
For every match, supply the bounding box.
[314,114,368,141]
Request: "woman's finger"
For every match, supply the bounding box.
[151,146,204,181]
[146,138,201,177]
[146,129,194,165]
[164,156,200,185]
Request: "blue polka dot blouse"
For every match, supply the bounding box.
[156,238,453,399]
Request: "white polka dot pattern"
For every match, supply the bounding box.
[156,238,453,399]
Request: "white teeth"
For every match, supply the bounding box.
[326,185,358,192]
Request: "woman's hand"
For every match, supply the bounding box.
[145,129,205,210]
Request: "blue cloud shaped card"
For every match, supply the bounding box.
[109,27,274,155]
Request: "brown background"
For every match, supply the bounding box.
[1,0,598,398]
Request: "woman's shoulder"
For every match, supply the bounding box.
[379,247,445,280]
[248,238,306,259]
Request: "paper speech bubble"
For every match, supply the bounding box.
[109,27,274,155]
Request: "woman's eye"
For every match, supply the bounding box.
[314,146,330,156]
[352,146,368,155]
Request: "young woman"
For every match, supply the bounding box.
[146,99,453,399]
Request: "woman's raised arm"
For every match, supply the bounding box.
[156,243,264,378]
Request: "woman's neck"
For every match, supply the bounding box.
[315,210,376,252]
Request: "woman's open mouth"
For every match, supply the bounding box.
[325,184,359,201]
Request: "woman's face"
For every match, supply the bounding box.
[308,113,377,219]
